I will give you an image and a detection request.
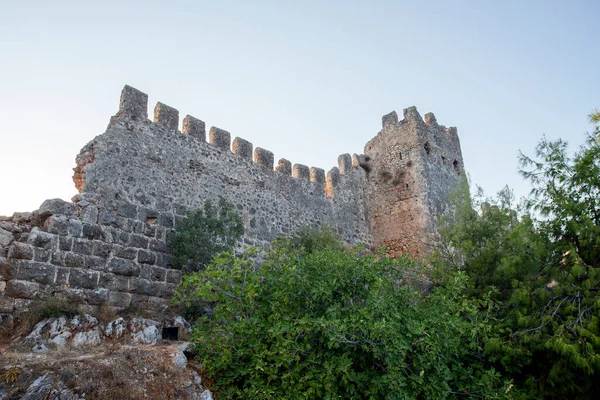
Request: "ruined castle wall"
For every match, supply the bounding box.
[0,84,465,326]
[363,108,464,258]
[79,86,371,246]
[0,86,372,325]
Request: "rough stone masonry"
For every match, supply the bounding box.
[0,85,464,326]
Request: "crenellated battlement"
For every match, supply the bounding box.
[108,85,370,192]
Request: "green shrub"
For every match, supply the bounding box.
[175,236,514,399]
[171,198,244,272]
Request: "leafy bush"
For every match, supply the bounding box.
[171,198,244,272]
[176,233,514,399]
[433,115,600,399]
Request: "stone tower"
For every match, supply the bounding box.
[363,107,464,258]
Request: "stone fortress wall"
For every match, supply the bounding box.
[0,85,464,326]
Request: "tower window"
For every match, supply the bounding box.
[453,160,460,174]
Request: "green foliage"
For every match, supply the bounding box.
[171,198,244,272]
[176,233,514,399]
[288,225,346,253]
[433,113,600,399]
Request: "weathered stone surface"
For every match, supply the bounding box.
[0,228,13,248]
[154,102,179,131]
[275,158,291,175]
[208,127,231,151]
[107,257,140,277]
[182,115,206,140]
[8,242,34,260]
[16,262,56,285]
[39,199,76,219]
[292,164,310,180]
[6,280,40,298]
[232,137,253,159]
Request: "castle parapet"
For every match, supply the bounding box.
[325,167,340,198]
[424,112,438,126]
[382,111,398,128]
[182,115,206,141]
[209,127,231,151]
[154,102,179,131]
[254,147,274,170]
[338,154,352,174]
[403,106,423,123]
[275,158,291,175]
[118,85,148,120]
[310,167,325,184]
[293,164,310,180]
[232,137,253,159]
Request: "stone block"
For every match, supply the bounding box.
[232,137,253,159]
[275,158,292,175]
[107,257,140,277]
[84,255,107,271]
[27,229,57,250]
[86,288,109,305]
[65,253,86,269]
[51,251,66,267]
[13,298,34,312]
[113,245,137,260]
[0,296,14,313]
[382,110,398,127]
[68,219,83,237]
[69,268,99,289]
[310,167,325,184]
[8,242,34,260]
[160,282,178,298]
[140,265,166,281]
[325,167,340,198]
[0,257,17,280]
[72,239,93,255]
[149,238,169,254]
[155,253,174,269]
[6,280,40,299]
[403,106,423,122]
[55,266,70,286]
[99,273,129,292]
[130,294,150,308]
[424,112,438,125]
[33,247,51,262]
[43,215,69,235]
[166,269,182,284]
[108,291,132,308]
[38,198,76,219]
[182,115,206,141]
[154,102,179,131]
[293,164,310,180]
[16,261,56,285]
[92,241,111,258]
[58,236,73,251]
[253,147,274,170]
[208,127,231,151]
[130,277,163,296]
[65,288,86,304]
[0,228,13,248]
[337,154,352,175]
[138,250,156,265]
[79,205,99,223]
[116,202,138,219]
[82,223,105,240]
[157,213,174,229]
[129,233,150,249]
[118,85,148,120]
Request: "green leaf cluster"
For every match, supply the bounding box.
[433,115,600,398]
[170,198,244,272]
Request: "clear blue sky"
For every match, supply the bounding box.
[1,0,598,215]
